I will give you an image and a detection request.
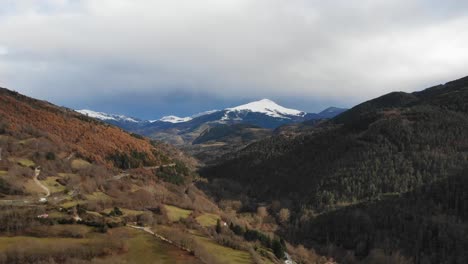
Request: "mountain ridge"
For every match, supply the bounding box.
[199,75,468,262]
[78,98,345,126]
[77,99,347,147]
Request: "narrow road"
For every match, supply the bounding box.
[33,167,50,198]
[111,173,130,181]
[65,153,75,161]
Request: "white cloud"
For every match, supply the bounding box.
[0,0,468,105]
[0,46,8,55]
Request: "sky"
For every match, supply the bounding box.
[1,0,468,119]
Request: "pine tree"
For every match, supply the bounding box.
[216,219,222,234]
[272,239,285,259]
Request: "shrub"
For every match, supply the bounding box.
[45,152,56,160]
[107,150,155,169]
[109,207,123,217]
[272,239,286,259]
[216,219,222,234]
[0,122,6,134]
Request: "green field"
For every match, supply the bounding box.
[164,205,192,222]
[18,138,35,145]
[0,236,91,253]
[60,200,80,208]
[8,157,35,167]
[47,210,69,219]
[123,228,202,264]
[196,213,220,227]
[0,228,202,264]
[41,176,66,193]
[193,235,252,264]
[58,173,78,178]
[71,159,91,170]
[85,191,111,202]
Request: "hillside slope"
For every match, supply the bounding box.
[200,75,468,263]
[0,88,175,168]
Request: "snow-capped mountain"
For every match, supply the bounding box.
[153,110,219,124]
[224,99,305,119]
[157,115,193,123]
[77,109,140,123]
[192,110,220,118]
[152,99,306,124]
[76,99,347,145]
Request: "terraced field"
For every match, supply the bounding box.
[164,205,192,222]
[196,213,220,227]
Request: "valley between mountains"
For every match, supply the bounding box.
[1,75,468,264]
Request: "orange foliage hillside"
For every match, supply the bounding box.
[0,88,167,167]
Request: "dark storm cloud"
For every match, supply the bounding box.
[1,0,468,117]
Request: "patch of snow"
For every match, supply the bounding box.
[159,115,193,123]
[116,115,139,123]
[192,110,219,118]
[77,109,117,121]
[77,109,139,123]
[220,112,230,121]
[226,99,305,119]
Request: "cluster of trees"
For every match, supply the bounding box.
[107,150,157,169]
[0,178,22,196]
[0,120,6,134]
[228,223,286,259]
[156,161,190,185]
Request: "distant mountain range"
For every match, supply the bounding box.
[77,99,347,145]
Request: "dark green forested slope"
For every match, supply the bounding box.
[301,170,468,263]
[200,75,468,263]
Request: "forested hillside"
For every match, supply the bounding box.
[200,76,468,263]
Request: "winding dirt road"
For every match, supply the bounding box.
[33,167,50,198]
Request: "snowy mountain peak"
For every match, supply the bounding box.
[158,115,193,123]
[191,110,219,118]
[77,109,139,123]
[226,99,305,118]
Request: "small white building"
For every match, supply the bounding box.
[37,214,49,219]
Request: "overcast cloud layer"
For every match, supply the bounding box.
[1,0,468,118]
